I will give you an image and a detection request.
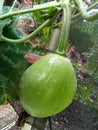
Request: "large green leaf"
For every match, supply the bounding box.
[0,42,33,104]
[70,19,98,52]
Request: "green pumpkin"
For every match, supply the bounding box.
[19,54,77,117]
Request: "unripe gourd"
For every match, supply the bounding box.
[19,54,77,118]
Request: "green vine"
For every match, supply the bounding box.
[0,1,61,20]
[1,19,52,44]
[72,1,98,20]
[0,0,97,20]
[56,0,71,56]
[75,0,98,21]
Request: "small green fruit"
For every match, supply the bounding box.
[19,54,77,118]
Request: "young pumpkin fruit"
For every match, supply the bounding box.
[19,54,77,118]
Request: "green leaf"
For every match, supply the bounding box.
[33,6,58,23]
[38,0,47,4]
[0,74,18,104]
[0,42,33,104]
[70,19,98,52]
[3,24,24,39]
[0,18,12,40]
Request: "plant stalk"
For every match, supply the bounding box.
[75,0,98,21]
[9,0,18,12]
[56,0,71,56]
[0,1,61,20]
[0,0,5,15]
[72,1,98,20]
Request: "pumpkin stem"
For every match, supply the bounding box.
[55,0,71,57]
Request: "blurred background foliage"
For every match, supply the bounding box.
[70,17,98,110]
